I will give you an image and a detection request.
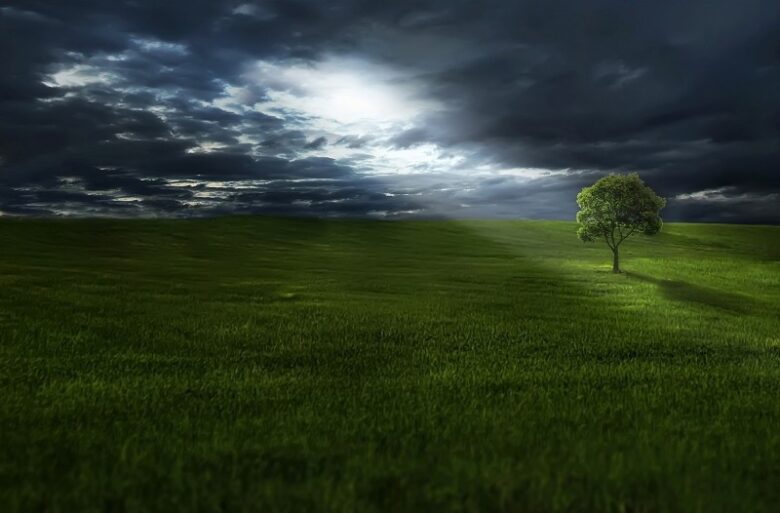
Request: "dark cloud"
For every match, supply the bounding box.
[389,128,429,149]
[0,0,778,221]
[336,135,374,149]
[304,136,328,150]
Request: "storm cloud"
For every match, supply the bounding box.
[1,1,778,221]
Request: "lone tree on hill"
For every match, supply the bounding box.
[576,173,666,273]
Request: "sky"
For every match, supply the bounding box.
[1,0,779,222]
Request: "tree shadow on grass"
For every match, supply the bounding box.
[625,271,756,314]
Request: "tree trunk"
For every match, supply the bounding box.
[612,247,620,273]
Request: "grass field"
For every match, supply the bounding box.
[1,217,779,513]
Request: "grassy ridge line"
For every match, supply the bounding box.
[0,218,779,513]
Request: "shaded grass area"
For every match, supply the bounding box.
[0,217,779,513]
[625,272,758,313]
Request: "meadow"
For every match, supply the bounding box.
[0,217,778,513]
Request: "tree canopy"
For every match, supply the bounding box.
[576,173,666,272]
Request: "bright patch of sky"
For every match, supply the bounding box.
[248,58,433,126]
[213,56,527,179]
[675,188,779,203]
[45,64,119,88]
[131,37,189,56]
[231,2,277,20]
[186,142,229,154]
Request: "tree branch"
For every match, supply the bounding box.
[617,225,637,245]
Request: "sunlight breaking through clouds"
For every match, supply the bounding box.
[212,55,524,187]
[5,1,776,221]
[248,58,435,126]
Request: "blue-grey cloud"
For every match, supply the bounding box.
[0,0,778,222]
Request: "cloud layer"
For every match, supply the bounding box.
[1,1,778,222]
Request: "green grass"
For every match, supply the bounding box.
[1,217,779,513]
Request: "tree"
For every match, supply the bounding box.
[576,173,665,273]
